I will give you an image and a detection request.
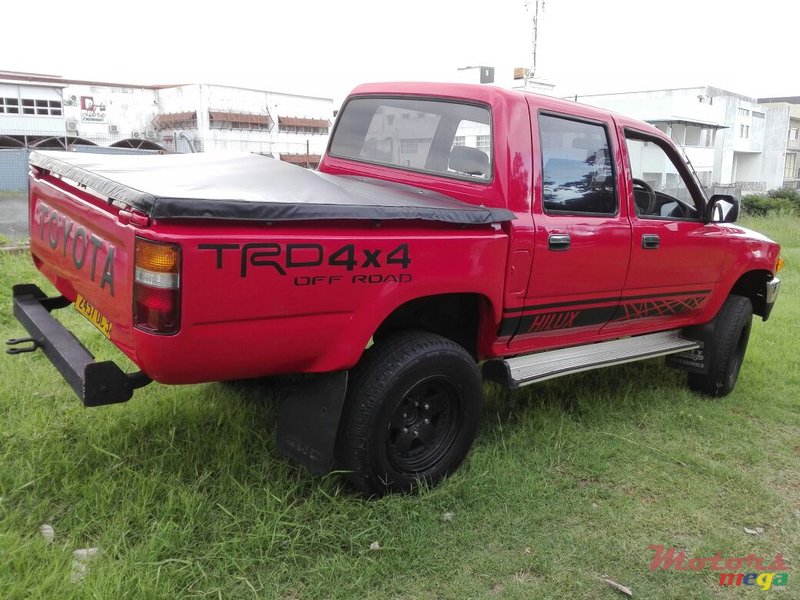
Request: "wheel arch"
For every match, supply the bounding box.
[728,269,773,319]
[371,292,496,360]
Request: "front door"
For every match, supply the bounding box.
[603,127,728,335]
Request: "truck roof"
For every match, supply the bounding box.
[347,82,667,139]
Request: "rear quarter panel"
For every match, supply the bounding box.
[133,219,508,383]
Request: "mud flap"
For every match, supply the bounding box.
[666,322,714,374]
[276,371,348,475]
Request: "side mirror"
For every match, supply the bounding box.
[705,194,739,223]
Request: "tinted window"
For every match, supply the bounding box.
[330,97,492,181]
[539,114,616,214]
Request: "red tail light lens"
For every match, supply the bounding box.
[134,238,181,334]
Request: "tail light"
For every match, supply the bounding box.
[134,237,181,334]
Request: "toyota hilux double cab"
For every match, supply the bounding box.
[9,82,781,495]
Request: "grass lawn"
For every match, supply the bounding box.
[0,215,798,599]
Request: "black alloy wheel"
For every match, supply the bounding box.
[386,375,462,474]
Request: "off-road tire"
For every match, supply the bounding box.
[688,294,752,397]
[335,330,484,496]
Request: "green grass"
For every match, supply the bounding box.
[1,215,798,599]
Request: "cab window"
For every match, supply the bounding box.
[625,133,701,220]
[539,114,617,215]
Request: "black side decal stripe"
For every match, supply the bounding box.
[503,289,712,314]
[499,306,617,337]
[499,293,711,337]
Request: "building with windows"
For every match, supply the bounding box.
[758,96,800,190]
[0,70,334,165]
[572,86,800,193]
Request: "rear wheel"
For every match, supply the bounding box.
[336,330,484,496]
[688,294,752,397]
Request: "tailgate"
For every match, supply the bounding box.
[28,169,137,355]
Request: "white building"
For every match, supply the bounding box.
[573,86,799,193]
[758,96,800,190]
[0,70,334,166]
[151,83,331,162]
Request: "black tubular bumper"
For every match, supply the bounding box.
[7,284,150,407]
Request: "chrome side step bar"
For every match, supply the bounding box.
[484,330,701,389]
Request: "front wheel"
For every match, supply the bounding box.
[688,294,753,397]
[335,331,484,496]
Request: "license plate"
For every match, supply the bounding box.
[74,294,112,338]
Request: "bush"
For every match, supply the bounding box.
[767,186,800,205]
[742,186,799,216]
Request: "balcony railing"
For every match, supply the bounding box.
[735,181,768,193]
[787,139,800,151]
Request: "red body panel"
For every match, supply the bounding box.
[27,82,781,385]
[29,174,138,358]
[134,220,508,383]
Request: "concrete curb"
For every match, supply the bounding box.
[0,244,30,253]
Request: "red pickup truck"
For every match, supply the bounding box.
[9,82,782,496]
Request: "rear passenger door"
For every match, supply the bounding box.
[508,109,631,349]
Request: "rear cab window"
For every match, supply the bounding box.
[538,114,617,215]
[329,97,493,182]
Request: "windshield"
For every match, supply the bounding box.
[329,97,492,182]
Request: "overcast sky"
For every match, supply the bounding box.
[4,0,797,103]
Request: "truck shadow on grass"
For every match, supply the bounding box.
[480,357,690,433]
[45,356,700,509]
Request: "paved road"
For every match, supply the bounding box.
[0,194,29,244]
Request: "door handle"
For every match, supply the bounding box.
[642,234,660,249]
[548,234,570,251]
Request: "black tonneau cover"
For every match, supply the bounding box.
[29,151,514,225]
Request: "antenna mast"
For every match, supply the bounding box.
[524,0,545,89]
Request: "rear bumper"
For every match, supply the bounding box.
[8,284,150,407]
